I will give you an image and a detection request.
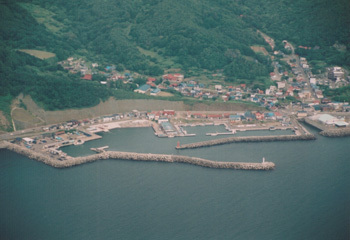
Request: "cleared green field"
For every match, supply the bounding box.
[137,46,180,69]
[18,49,56,60]
[19,2,66,34]
[250,46,269,56]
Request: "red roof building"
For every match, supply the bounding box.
[255,112,264,120]
[163,110,175,116]
[207,114,222,119]
[81,74,92,80]
[147,77,156,82]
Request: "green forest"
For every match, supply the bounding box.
[0,0,349,125]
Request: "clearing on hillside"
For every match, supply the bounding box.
[250,46,269,56]
[18,49,56,60]
[11,108,43,130]
[0,111,10,132]
[19,2,66,34]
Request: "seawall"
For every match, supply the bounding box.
[0,141,274,170]
[319,129,350,137]
[303,118,350,137]
[176,134,316,149]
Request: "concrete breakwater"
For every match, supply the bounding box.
[176,134,316,149]
[0,141,274,170]
[319,129,350,137]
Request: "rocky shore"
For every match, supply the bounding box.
[176,134,316,149]
[0,141,275,170]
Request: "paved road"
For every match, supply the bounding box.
[282,41,316,101]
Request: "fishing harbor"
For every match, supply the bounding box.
[3,108,349,172]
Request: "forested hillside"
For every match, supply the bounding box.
[0,0,349,127]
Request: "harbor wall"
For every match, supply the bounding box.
[303,118,350,137]
[176,134,316,149]
[0,141,275,170]
[319,129,350,137]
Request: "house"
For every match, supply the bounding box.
[174,74,184,82]
[297,111,307,118]
[207,114,222,119]
[147,77,156,82]
[134,84,151,94]
[277,81,286,89]
[150,88,161,96]
[244,111,256,121]
[23,137,34,144]
[81,74,92,80]
[328,67,344,81]
[163,110,175,116]
[192,113,206,119]
[274,112,283,120]
[229,115,242,122]
[103,116,113,122]
[320,105,333,112]
[255,112,264,121]
[163,73,184,82]
[264,112,276,120]
[215,85,222,91]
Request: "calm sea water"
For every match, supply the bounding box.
[1,126,349,240]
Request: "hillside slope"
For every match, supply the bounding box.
[0,0,349,129]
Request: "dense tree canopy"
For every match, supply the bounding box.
[0,0,349,114]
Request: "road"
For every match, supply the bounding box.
[282,41,316,101]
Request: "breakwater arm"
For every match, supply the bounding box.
[0,141,274,170]
[175,134,316,150]
[319,129,350,137]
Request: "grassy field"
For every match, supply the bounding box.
[157,92,174,97]
[19,2,66,34]
[0,95,13,131]
[11,108,43,130]
[250,46,269,56]
[137,46,180,69]
[18,49,56,60]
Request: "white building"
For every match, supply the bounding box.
[277,81,286,89]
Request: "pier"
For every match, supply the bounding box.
[0,141,274,170]
[175,134,316,149]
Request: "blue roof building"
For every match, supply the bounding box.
[134,84,151,94]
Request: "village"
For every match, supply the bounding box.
[8,39,346,159]
[58,40,350,117]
